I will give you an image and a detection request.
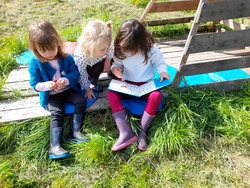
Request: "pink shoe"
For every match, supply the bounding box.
[137,139,148,151]
[112,136,138,151]
[137,144,148,151]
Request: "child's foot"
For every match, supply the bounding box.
[137,139,148,151]
[48,146,70,159]
[137,132,148,151]
[112,135,138,151]
[69,131,89,143]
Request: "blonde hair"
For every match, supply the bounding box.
[78,19,112,58]
[28,20,67,62]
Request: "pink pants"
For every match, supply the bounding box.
[107,90,162,116]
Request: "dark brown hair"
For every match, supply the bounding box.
[114,19,154,64]
[28,20,67,62]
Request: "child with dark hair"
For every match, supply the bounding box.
[107,19,170,151]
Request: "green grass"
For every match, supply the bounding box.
[0,34,28,92]
[1,86,250,187]
[1,0,250,187]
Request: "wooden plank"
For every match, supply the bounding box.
[2,90,37,98]
[218,20,250,50]
[179,56,250,76]
[187,49,250,64]
[139,0,156,22]
[87,98,109,112]
[199,0,250,22]
[156,40,186,66]
[2,86,109,99]
[6,67,29,83]
[2,83,109,99]
[172,0,204,88]
[144,16,194,26]
[150,0,199,13]
[6,66,109,83]
[0,89,108,112]
[0,106,50,123]
[2,81,31,91]
[0,100,111,123]
[97,88,108,98]
[0,96,41,111]
[8,71,118,93]
[156,38,186,47]
[0,95,110,123]
[188,30,250,54]
[160,46,184,53]
[220,19,250,31]
[140,0,221,27]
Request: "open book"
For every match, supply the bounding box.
[108,78,171,97]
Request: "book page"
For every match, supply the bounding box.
[108,79,158,97]
[125,81,156,97]
[108,80,138,96]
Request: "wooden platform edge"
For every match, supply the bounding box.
[0,94,110,124]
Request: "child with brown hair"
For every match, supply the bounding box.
[28,20,88,159]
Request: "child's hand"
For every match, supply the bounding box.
[55,78,66,89]
[46,81,58,90]
[112,67,122,79]
[160,72,170,82]
[85,88,96,100]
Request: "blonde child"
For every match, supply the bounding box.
[74,19,114,100]
[107,19,170,151]
[28,20,88,159]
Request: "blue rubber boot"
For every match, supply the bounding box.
[48,127,70,159]
[69,114,89,143]
[137,111,154,151]
[112,110,138,151]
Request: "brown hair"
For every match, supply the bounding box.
[114,19,154,64]
[28,20,67,62]
[78,19,112,58]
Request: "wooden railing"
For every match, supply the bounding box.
[171,0,250,91]
[140,0,201,26]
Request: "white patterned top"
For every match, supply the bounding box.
[74,43,114,89]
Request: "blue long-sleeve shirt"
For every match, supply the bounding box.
[29,54,82,109]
